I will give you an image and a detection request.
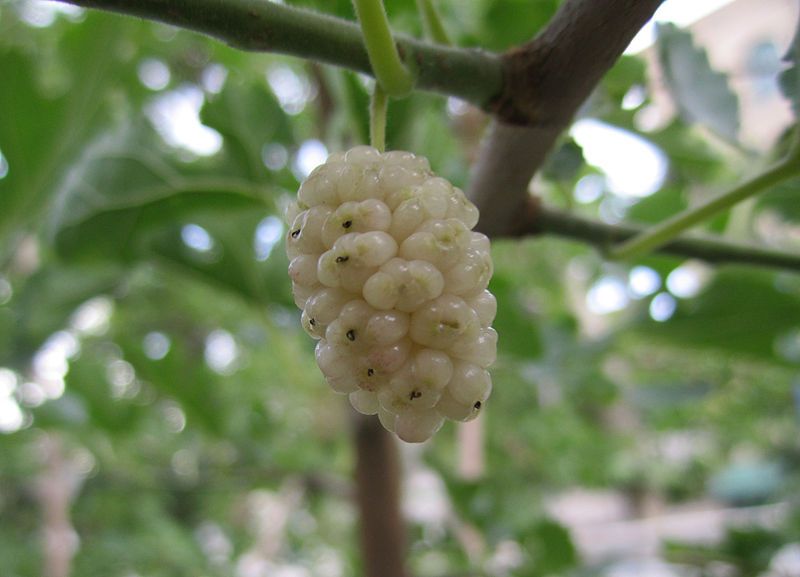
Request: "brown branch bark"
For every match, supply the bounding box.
[353,415,408,577]
[469,122,553,237]
[470,0,664,237]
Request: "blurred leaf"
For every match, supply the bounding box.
[490,275,543,359]
[603,55,648,104]
[402,96,467,184]
[666,526,784,576]
[656,23,740,142]
[523,519,578,575]
[634,268,800,363]
[0,13,148,261]
[626,186,687,224]
[479,0,559,51]
[779,14,800,117]
[147,211,293,308]
[201,76,294,181]
[62,352,144,435]
[440,477,484,522]
[116,323,229,436]
[780,66,799,119]
[542,139,584,183]
[756,175,800,222]
[33,393,90,430]
[647,120,726,181]
[0,48,68,247]
[2,263,122,365]
[50,121,270,261]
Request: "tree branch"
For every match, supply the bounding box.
[493,0,664,125]
[523,203,800,272]
[469,122,556,238]
[470,0,663,237]
[57,0,799,274]
[55,0,502,108]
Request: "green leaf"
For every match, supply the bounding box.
[542,139,584,183]
[656,23,740,142]
[2,263,122,366]
[523,519,578,575]
[0,13,150,262]
[603,55,648,104]
[647,120,725,181]
[779,14,800,117]
[634,268,800,363]
[489,275,543,359]
[479,0,559,51]
[627,186,688,225]
[62,352,144,435]
[115,322,230,436]
[50,121,270,261]
[147,212,293,308]
[200,76,294,181]
[0,49,68,250]
[756,174,800,222]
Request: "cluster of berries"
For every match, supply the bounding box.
[286,146,496,442]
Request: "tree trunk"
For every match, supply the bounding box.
[354,415,408,577]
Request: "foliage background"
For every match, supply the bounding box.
[1,1,800,576]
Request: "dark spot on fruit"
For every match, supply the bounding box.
[409,390,422,400]
[473,401,482,410]
[346,329,356,341]
[367,368,374,376]
[342,220,352,229]
[335,255,349,263]
[290,229,301,238]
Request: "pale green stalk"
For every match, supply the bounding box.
[370,84,388,152]
[352,0,414,97]
[611,160,800,261]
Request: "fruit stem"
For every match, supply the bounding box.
[370,83,388,152]
[609,159,800,262]
[415,0,451,45]
[352,0,414,97]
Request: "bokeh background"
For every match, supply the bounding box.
[2,0,800,576]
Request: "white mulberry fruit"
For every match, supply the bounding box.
[286,146,497,443]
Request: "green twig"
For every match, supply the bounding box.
[610,160,800,261]
[352,0,414,97]
[415,0,451,45]
[370,84,388,152]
